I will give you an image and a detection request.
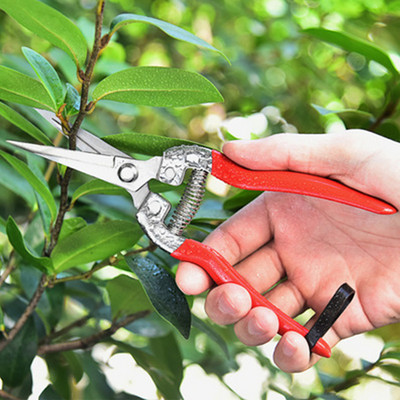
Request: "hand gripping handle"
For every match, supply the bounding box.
[211,151,396,215]
[171,238,332,358]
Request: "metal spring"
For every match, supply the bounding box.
[168,169,208,236]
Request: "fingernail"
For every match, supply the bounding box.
[248,318,265,336]
[282,335,297,357]
[218,292,236,315]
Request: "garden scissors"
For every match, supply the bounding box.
[9,109,396,358]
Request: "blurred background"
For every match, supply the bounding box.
[1,0,400,399]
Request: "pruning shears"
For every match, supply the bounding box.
[9,109,396,358]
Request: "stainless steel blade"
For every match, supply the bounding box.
[8,141,161,207]
[34,108,129,157]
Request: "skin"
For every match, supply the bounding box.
[176,129,400,373]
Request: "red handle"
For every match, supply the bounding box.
[172,238,332,358]
[211,150,396,215]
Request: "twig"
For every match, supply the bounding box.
[38,311,150,355]
[0,274,48,352]
[49,257,115,285]
[49,245,155,286]
[306,361,377,399]
[41,315,91,344]
[45,168,72,256]
[0,251,16,287]
[70,0,106,141]
[43,131,64,182]
[45,0,107,256]
[125,243,157,257]
[0,389,21,400]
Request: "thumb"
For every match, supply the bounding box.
[222,130,400,208]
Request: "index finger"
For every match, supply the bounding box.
[176,193,273,295]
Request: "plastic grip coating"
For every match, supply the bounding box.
[171,238,332,358]
[211,150,396,215]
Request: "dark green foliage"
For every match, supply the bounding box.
[0,1,400,399]
[126,255,191,339]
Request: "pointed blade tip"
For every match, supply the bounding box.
[7,140,44,153]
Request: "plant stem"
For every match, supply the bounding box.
[43,131,64,182]
[41,315,91,344]
[44,0,106,256]
[37,311,150,355]
[0,390,21,400]
[69,0,106,141]
[49,245,154,285]
[49,257,115,285]
[0,0,110,362]
[0,274,48,352]
[0,251,16,287]
[307,362,377,399]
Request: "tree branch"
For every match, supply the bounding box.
[38,311,150,355]
[0,274,48,352]
[0,251,16,288]
[0,389,21,400]
[41,315,91,345]
[69,0,106,140]
[48,245,155,286]
[45,0,107,256]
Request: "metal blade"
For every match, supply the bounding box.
[8,141,161,208]
[34,108,128,157]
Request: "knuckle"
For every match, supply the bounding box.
[205,284,250,325]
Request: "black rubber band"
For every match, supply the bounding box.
[305,283,355,352]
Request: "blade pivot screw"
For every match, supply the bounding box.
[118,163,138,183]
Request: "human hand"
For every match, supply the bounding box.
[176,130,400,372]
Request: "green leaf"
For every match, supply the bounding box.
[0,0,87,67]
[104,132,208,156]
[380,351,400,361]
[126,255,191,339]
[269,384,298,400]
[375,120,400,142]
[63,352,84,383]
[0,306,4,332]
[379,364,400,384]
[111,339,183,400]
[22,47,64,108]
[224,189,262,212]
[58,217,87,241]
[45,353,72,399]
[39,385,64,400]
[194,199,232,222]
[0,316,37,387]
[0,66,56,110]
[92,66,223,107]
[191,315,230,358]
[51,220,143,273]
[383,339,400,350]
[0,150,57,221]
[6,216,54,273]
[312,104,375,129]
[126,313,172,338]
[71,179,127,207]
[106,275,152,319]
[0,102,53,145]
[304,28,399,77]
[64,83,81,116]
[0,157,36,207]
[109,13,228,62]
[318,371,346,389]
[26,154,53,233]
[79,353,115,400]
[149,333,183,389]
